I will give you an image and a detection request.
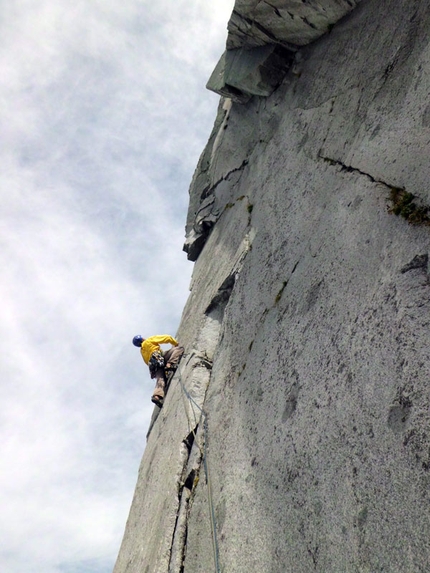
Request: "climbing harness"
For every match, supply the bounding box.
[148,351,164,377]
[176,368,221,573]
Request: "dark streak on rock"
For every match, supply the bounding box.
[205,273,236,315]
[302,16,318,30]
[401,254,428,274]
[232,10,298,51]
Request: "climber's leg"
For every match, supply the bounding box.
[164,346,184,370]
[151,367,166,406]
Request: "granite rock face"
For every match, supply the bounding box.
[114,0,430,571]
[227,0,362,49]
[207,0,362,102]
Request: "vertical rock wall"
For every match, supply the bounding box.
[114,0,430,571]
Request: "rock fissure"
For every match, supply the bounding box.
[114,2,430,571]
[230,9,298,51]
[302,16,318,30]
[184,160,251,261]
[275,259,300,304]
[260,1,296,23]
[166,345,218,571]
[211,159,249,194]
[318,154,379,184]
[400,254,428,274]
[205,274,236,315]
[268,4,282,18]
[319,153,430,226]
[168,429,203,573]
[307,543,319,569]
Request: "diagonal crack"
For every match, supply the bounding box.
[230,9,298,51]
[275,259,300,304]
[211,158,249,194]
[401,254,428,274]
[261,1,284,19]
[201,160,249,201]
[318,153,381,184]
[318,153,430,226]
[302,16,318,30]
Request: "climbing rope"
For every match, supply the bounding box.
[176,367,221,573]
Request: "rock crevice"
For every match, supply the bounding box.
[114,1,430,571]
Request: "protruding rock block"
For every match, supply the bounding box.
[183,196,219,261]
[115,2,430,572]
[227,0,362,49]
[207,0,362,103]
[206,44,295,102]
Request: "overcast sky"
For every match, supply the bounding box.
[0,1,234,572]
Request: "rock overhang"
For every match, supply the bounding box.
[115,2,430,571]
[191,0,364,262]
[207,0,362,102]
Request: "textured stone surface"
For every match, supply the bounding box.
[227,0,362,49]
[208,0,361,103]
[206,44,295,102]
[114,0,430,571]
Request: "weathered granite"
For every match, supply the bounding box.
[227,0,362,49]
[114,0,430,571]
[206,44,296,102]
[208,0,362,101]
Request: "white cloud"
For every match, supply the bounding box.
[0,0,235,571]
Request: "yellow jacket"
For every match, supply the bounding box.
[140,335,178,364]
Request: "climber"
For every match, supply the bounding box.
[132,334,184,408]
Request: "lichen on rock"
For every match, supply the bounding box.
[114,1,430,571]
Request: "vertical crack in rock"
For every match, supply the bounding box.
[205,273,236,316]
[168,268,239,572]
[113,2,430,571]
[307,543,319,569]
[169,428,204,573]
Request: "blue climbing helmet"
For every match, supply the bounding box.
[132,335,144,347]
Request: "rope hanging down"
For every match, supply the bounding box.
[176,370,221,573]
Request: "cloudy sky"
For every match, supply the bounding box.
[0,1,234,572]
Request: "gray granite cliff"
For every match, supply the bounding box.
[114,1,430,571]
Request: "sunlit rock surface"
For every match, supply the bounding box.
[114,0,430,571]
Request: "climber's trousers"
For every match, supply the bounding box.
[152,346,184,400]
